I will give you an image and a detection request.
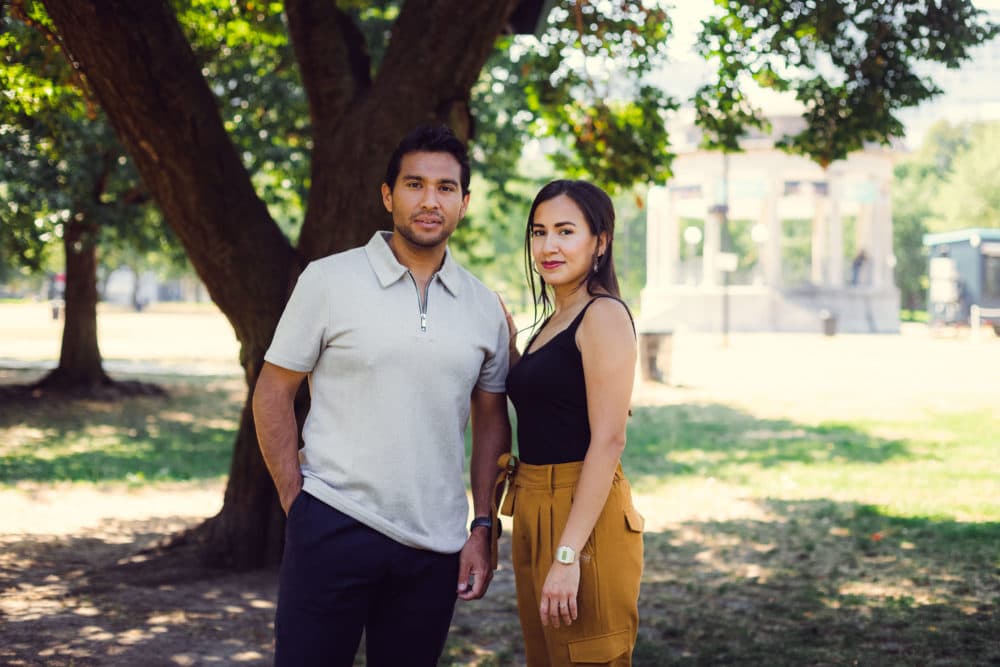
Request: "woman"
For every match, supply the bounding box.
[502,180,644,666]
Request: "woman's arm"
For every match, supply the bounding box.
[537,297,636,628]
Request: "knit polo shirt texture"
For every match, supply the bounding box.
[264,232,510,553]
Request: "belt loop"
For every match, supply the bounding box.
[546,465,554,490]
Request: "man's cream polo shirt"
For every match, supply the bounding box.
[264,232,509,553]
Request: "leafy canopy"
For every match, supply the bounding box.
[694,0,998,166]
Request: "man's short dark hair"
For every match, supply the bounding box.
[384,124,471,195]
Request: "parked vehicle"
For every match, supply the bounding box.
[924,228,1000,335]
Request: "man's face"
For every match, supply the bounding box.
[381,151,469,251]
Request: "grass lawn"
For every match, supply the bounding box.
[2,366,996,665]
[0,372,242,485]
[618,404,999,666]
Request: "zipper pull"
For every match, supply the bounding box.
[420,312,427,332]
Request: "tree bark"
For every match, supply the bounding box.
[43,0,298,568]
[41,0,521,569]
[39,216,110,389]
[294,0,521,258]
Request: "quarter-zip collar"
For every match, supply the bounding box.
[365,231,460,297]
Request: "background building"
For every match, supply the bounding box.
[641,116,900,334]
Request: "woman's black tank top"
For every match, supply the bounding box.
[506,295,633,465]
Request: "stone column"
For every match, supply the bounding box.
[662,192,680,287]
[646,185,681,289]
[811,185,827,285]
[872,183,894,288]
[827,174,844,287]
[761,178,783,287]
[645,185,664,289]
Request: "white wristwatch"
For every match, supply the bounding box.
[555,545,576,564]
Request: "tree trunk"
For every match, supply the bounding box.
[43,0,299,568]
[196,390,285,567]
[41,0,521,569]
[128,264,142,311]
[37,216,111,390]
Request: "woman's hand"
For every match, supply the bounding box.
[539,560,580,628]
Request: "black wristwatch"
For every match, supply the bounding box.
[469,516,493,533]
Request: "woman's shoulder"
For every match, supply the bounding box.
[577,294,635,345]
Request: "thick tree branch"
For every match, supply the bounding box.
[296,0,521,258]
[10,0,100,118]
[285,0,370,133]
[41,0,298,350]
[377,0,519,121]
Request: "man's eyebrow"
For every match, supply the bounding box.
[401,174,460,186]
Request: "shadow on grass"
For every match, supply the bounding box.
[0,373,243,484]
[0,501,996,666]
[634,499,1000,666]
[0,516,276,667]
[623,403,911,482]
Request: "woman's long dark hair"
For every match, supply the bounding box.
[523,179,621,326]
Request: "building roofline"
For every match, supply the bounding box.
[923,228,1000,246]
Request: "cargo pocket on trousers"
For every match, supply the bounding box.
[624,505,644,533]
[567,628,631,663]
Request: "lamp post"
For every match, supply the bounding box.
[708,204,732,347]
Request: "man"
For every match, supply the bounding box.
[252,124,512,667]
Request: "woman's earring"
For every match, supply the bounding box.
[592,255,600,273]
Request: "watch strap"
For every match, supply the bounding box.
[469,516,492,532]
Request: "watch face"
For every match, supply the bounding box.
[556,546,575,564]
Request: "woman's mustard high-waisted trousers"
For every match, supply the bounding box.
[503,458,644,666]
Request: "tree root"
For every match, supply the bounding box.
[0,370,168,402]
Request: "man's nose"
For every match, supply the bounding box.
[420,188,441,209]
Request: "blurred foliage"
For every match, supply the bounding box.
[695,0,998,167]
[0,1,185,285]
[891,120,1000,311]
[174,0,310,241]
[458,0,677,300]
[3,0,676,310]
[473,1,675,192]
[932,122,1000,231]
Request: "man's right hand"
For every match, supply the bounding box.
[279,478,304,515]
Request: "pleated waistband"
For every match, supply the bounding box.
[514,459,624,490]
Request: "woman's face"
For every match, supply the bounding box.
[530,194,605,290]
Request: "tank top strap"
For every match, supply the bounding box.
[568,295,636,336]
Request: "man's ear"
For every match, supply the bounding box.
[458,192,470,219]
[381,183,393,213]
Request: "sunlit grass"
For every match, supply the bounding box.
[2,371,997,665]
[623,405,1000,521]
[0,374,243,485]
